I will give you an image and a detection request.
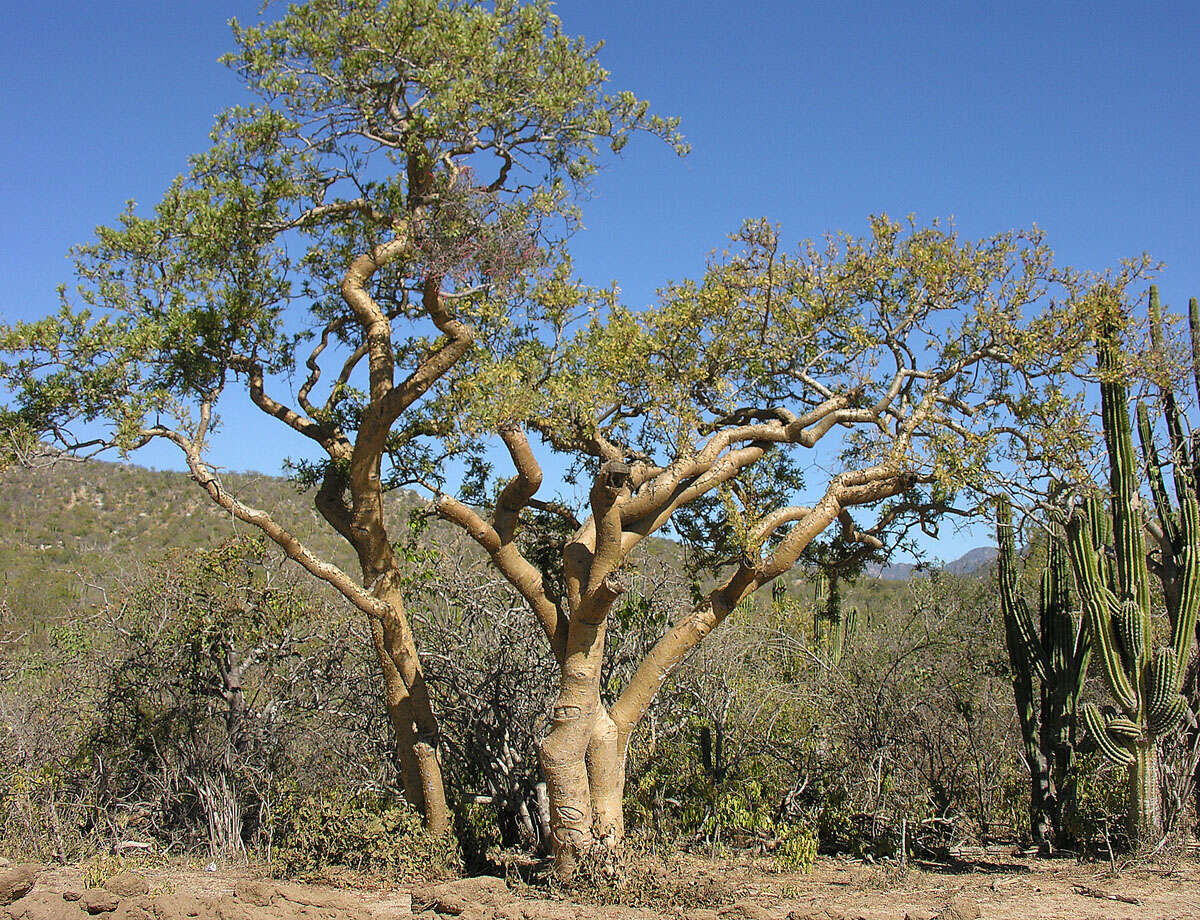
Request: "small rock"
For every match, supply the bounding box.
[150,894,215,920]
[62,894,82,904]
[904,910,934,920]
[719,904,775,920]
[232,884,275,909]
[102,876,149,900]
[81,889,120,915]
[365,894,412,920]
[0,867,40,906]
[937,896,980,920]
[413,878,511,916]
[7,891,88,920]
[108,902,152,920]
[272,885,361,912]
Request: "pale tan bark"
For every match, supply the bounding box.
[434,383,938,875]
[370,616,426,813]
[536,589,616,863]
[157,211,470,836]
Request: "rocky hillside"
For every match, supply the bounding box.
[0,458,984,637]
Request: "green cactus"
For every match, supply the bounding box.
[1137,284,1200,830]
[812,571,858,668]
[1065,307,1200,846]
[995,497,1091,851]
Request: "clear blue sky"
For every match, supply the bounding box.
[2,1,1199,559]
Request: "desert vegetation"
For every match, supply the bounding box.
[1,2,1199,918]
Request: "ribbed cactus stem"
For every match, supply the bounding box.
[1189,295,1200,414]
[998,499,1047,679]
[1083,703,1134,766]
[1098,333,1151,617]
[996,496,1089,850]
[1066,501,1137,712]
[1137,401,1181,549]
[1172,487,1200,663]
[1066,293,1200,845]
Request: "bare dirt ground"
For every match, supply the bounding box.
[4,852,1200,920]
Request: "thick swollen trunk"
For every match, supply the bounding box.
[538,619,629,877]
[539,706,628,878]
[1129,742,1163,848]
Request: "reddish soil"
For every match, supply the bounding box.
[4,853,1199,920]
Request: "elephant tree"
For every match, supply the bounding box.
[995,497,1090,853]
[1065,301,1200,846]
[0,0,682,835]
[428,216,1118,874]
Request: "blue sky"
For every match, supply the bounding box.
[2,1,1199,560]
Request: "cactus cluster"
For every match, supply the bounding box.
[812,571,858,668]
[1065,309,1200,844]
[995,496,1090,851]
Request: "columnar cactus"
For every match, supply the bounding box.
[1065,317,1200,845]
[995,496,1090,851]
[1137,284,1200,826]
[812,571,858,668]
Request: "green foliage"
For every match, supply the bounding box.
[1061,753,1131,853]
[450,799,504,871]
[450,216,1127,515]
[625,734,816,871]
[0,0,684,502]
[269,789,458,879]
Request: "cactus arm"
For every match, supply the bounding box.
[1071,612,1092,700]
[1188,295,1200,410]
[1138,400,1182,550]
[1067,506,1137,711]
[1148,695,1188,735]
[1041,566,1061,675]
[997,498,1049,680]
[1098,339,1152,618]
[1113,598,1145,671]
[1148,285,1190,470]
[1084,495,1114,588]
[1046,528,1071,645]
[1003,589,1042,761]
[1105,715,1142,742]
[1148,647,1181,715]
[1083,702,1135,766]
[1171,483,1200,664]
[1012,597,1046,682]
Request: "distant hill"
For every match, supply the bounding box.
[0,457,674,632]
[944,546,999,575]
[867,545,998,581]
[0,457,993,636]
[0,458,382,633]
